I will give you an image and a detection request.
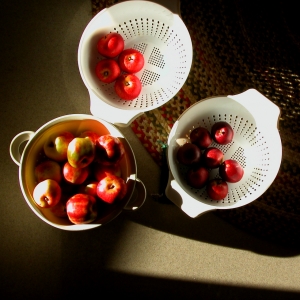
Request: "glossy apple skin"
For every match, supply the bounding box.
[93,162,122,181]
[66,194,98,224]
[118,48,144,73]
[206,178,228,200]
[97,32,124,58]
[95,59,121,83]
[33,179,61,208]
[190,126,212,149]
[97,174,127,204]
[186,165,209,189]
[43,131,75,162]
[63,161,90,185]
[202,147,224,169]
[114,74,142,100]
[67,137,95,169]
[211,121,234,145]
[96,135,125,165]
[176,143,201,165]
[79,131,100,146]
[34,160,62,183]
[219,159,244,183]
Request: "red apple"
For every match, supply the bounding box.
[66,194,98,224]
[114,74,142,100]
[118,48,144,73]
[219,159,244,183]
[95,59,121,83]
[97,32,124,58]
[43,131,75,162]
[96,135,125,165]
[35,160,62,183]
[33,179,61,208]
[190,126,212,149]
[176,143,201,165]
[63,161,90,185]
[206,178,228,200]
[78,181,98,197]
[50,194,69,218]
[202,147,224,169]
[186,165,209,189]
[79,130,100,146]
[67,137,95,169]
[97,174,127,204]
[211,121,234,145]
[93,162,122,181]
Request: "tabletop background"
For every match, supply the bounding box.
[1,0,300,299]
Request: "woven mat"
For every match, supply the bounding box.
[91,0,300,248]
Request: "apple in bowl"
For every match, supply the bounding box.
[10,114,143,230]
[97,32,124,58]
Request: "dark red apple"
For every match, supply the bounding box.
[114,74,142,100]
[206,178,228,200]
[176,143,201,165]
[211,121,234,145]
[66,194,98,224]
[219,159,244,183]
[118,48,144,73]
[186,165,209,189]
[96,174,127,204]
[190,126,212,149]
[202,147,224,169]
[63,161,90,185]
[95,59,120,83]
[96,134,125,165]
[97,32,124,58]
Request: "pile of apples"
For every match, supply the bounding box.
[176,121,244,201]
[32,130,127,225]
[95,32,144,101]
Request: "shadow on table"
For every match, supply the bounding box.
[122,196,300,257]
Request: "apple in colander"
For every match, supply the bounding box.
[97,32,124,58]
[95,58,121,84]
[114,74,142,101]
[176,143,201,165]
[118,48,144,74]
[211,121,234,145]
[219,159,244,183]
[190,126,212,149]
[206,178,228,200]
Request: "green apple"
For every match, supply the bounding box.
[44,131,74,162]
[67,137,95,168]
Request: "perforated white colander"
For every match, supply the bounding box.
[166,89,282,218]
[78,0,193,126]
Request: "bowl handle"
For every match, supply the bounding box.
[124,178,147,211]
[165,172,216,218]
[228,89,281,130]
[88,89,144,127]
[10,131,35,166]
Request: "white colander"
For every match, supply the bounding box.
[166,89,282,218]
[78,0,193,126]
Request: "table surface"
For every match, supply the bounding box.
[1,1,300,299]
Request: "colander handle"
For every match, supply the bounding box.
[165,172,216,218]
[88,89,144,127]
[229,89,281,129]
[9,131,35,166]
[124,178,147,211]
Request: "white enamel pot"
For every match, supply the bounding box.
[9,114,146,231]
